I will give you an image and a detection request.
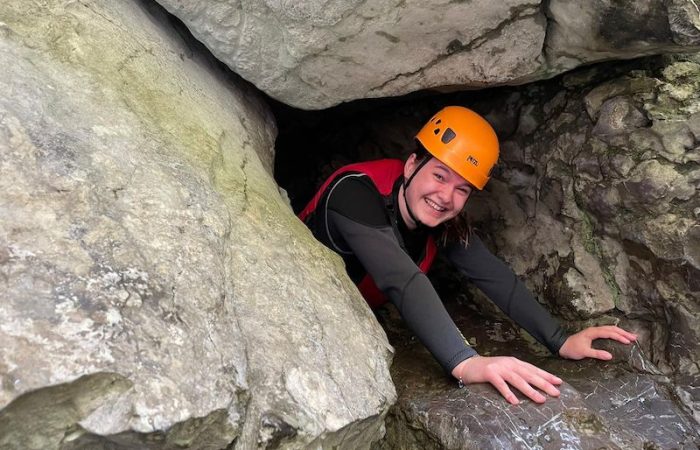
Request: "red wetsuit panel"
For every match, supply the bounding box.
[299,159,437,308]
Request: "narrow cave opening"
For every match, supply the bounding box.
[268,57,653,216]
[268,57,627,336]
[270,88,510,215]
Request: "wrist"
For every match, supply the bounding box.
[451,355,479,385]
[558,336,575,359]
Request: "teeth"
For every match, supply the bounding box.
[425,198,446,212]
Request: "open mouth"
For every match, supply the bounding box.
[424,198,447,212]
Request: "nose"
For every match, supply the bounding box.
[437,183,454,204]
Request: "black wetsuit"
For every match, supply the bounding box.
[303,165,569,373]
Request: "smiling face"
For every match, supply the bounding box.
[399,154,473,229]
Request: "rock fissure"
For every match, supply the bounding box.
[367,7,542,95]
[80,1,129,36]
[239,154,250,211]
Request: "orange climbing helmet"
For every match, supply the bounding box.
[415,106,499,190]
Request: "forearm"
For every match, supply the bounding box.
[389,271,477,372]
[446,238,569,355]
[497,275,569,354]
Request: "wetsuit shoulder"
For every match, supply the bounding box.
[326,174,390,227]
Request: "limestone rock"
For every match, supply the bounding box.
[621,160,695,214]
[592,96,649,137]
[375,306,699,450]
[153,0,544,110]
[154,0,700,109]
[0,1,395,448]
[476,57,700,385]
[546,0,700,68]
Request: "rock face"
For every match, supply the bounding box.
[0,1,395,448]
[154,0,700,109]
[475,54,700,390]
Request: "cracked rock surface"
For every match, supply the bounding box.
[155,0,700,109]
[373,303,699,449]
[0,1,394,448]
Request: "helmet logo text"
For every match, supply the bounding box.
[467,155,479,166]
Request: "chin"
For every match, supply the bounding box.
[419,214,450,228]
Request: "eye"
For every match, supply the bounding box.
[457,187,471,196]
[433,173,445,181]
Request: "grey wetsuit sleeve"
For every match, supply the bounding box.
[328,210,477,372]
[445,236,569,355]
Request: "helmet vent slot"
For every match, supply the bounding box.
[441,128,456,144]
[435,119,442,124]
[433,128,440,135]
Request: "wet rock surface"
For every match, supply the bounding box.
[374,302,700,449]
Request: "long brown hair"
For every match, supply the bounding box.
[409,143,473,247]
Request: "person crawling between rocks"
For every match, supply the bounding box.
[299,105,637,405]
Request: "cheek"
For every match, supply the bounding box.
[453,193,470,211]
[407,187,423,211]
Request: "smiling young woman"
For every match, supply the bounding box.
[298,106,637,406]
[399,155,473,228]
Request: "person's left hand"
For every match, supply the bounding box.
[558,325,637,360]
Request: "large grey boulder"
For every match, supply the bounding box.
[154,0,700,109]
[0,1,395,448]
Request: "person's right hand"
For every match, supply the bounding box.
[451,355,562,405]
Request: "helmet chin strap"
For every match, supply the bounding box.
[402,156,431,228]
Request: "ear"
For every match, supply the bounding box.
[404,153,418,179]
